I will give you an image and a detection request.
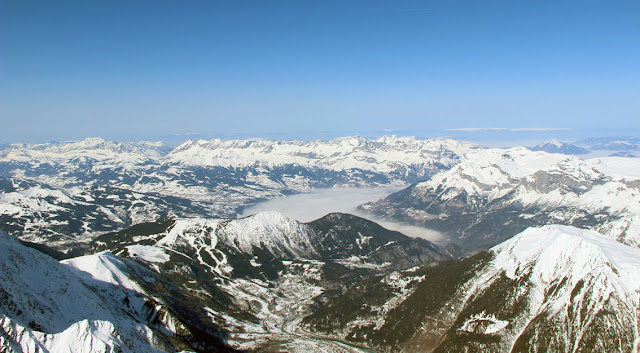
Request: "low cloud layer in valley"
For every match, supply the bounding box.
[241,187,447,244]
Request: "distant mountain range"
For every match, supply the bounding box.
[575,136,640,150]
[528,137,640,154]
[0,136,475,248]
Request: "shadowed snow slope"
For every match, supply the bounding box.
[151,211,445,276]
[0,230,232,353]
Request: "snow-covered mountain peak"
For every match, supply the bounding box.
[547,139,562,147]
[62,251,145,293]
[413,146,633,197]
[493,225,640,294]
[305,224,640,352]
[238,210,300,226]
[416,147,572,193]
[224,211,316,255]
[157,212,316,260]
[529,139,589,155]
[73,137,107,147]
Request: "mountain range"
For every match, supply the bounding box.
[360,146,640,253]
[1,135,640,352]
[3,214,638,352]
[2,211,446,352]
[0,136,474,249]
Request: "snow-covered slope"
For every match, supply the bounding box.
[95,211,445,278]
[0,230,233,353]
[493,225,640,304]
[155,212,318,269]
[360,147,640,251]
[0,177,217,247]
[304,225,640,352]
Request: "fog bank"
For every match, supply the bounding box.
[241,187,446,244]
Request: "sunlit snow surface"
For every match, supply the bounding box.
[493,225,640,296]
[125,245,171,263]
[166,136,475,172]
[390,147,640,247]
[0,230,175,353]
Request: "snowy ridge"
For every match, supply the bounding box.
[364,146,640,248]
[417,147,590,197]
[493,225,640,298]
[415,147,640,200]
[62,251,146,293]
[0,317,158,353]
[0,230,197,352]
[486,225,640,352]
[166,136,476,172]
[157,212,317,264]
[0,136,476,178]
[0,137,167,166]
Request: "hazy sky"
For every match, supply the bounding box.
[1,1,639,142]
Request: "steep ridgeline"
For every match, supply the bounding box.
[360,147,640,253]
[0,136,475,244]
[82,212,446,351]
[0,230,237,353]
[303,225,640,353]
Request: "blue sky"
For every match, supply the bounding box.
[1,0,639,143]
